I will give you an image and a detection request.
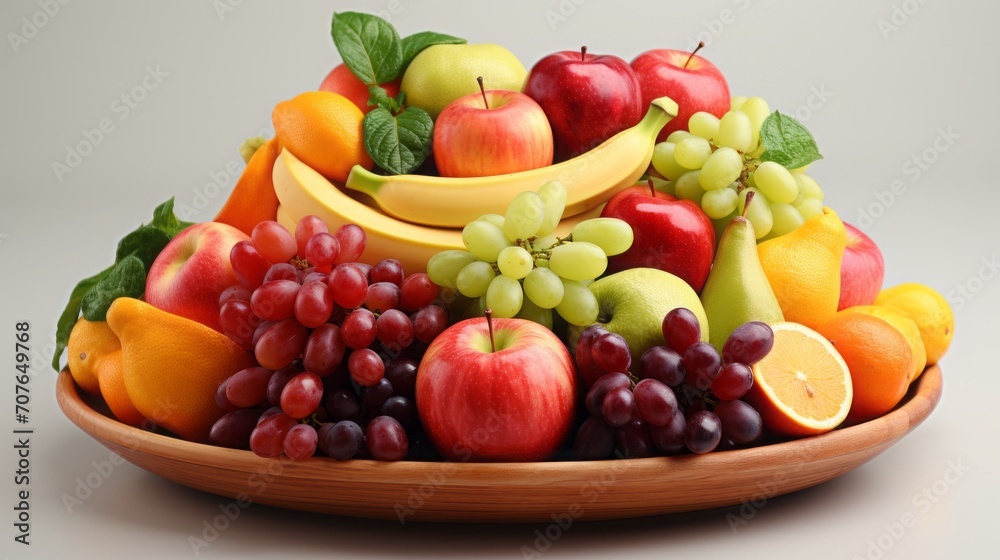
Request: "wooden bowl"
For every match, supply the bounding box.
[56,365,942,523]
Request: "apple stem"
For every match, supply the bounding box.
[581,45,588,61]
[647,178,655,197]
[484,307,496,353]
[477,76,489,109]
[684,41,705,69]
[742,190,754,218]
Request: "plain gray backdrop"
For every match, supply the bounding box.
[2,1,997,559]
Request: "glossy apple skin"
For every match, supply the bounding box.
[630,49,730,141]
[838,222,885,310]
[602,185,716,292]
[145,222,249,332]
[416,317,576,461]
[319,63,401,115]
[433,90,554,178]
[523,50,643,161]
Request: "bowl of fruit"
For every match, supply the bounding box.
[54,9,952,523]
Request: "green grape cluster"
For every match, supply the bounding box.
[650,96,825,240]
[426,181,634,329]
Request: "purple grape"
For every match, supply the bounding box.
[632,378,678,426]
[592,332,631,373]
[662,308,701,353]
[683,410,722,454]
[601,386,635,428]
[585,372,632,417]
[615,419,655,458]
[638,345,686,387]
[711,362,754,401]
[722,322,774,365]
[573,416,615,460]
[714,399,763,444]
[324,420,364,460]
[649,411,687,455]
[683,342,722,390]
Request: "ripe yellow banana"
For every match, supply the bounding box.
[273,149,604,274]
[344,96,678,228]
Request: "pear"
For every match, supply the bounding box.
[700,192,784,350]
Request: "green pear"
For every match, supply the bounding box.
[401,44,527,119]
[700,192,784,350]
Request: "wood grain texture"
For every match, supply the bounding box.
[56,366,942,522]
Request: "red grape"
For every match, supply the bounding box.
[341,308,377,349]
[250,279,300,321]
[383,358,418,400]
[348,348,384,386]
[711,362,754,401]
[283,423,318,460]
[632,378,678,426]
[399,273,439,312]
[230,240,270,290]
[333,224,366,264]
[371,259,404,286]
[280,371,324,419]
[252,220,297,265]
[215,378,238,412]
[325,389,360,421]
[219,285,252,306]
[662,307,701,354]
[361,378,393,411]
[254,318,308,370]
[376,308,414,353]
[209,409,259,449]
[585,372,631,417]
[249,413,298,458]
[683,342,722,390]
[366,416,408,461]
[592,332,631,373]
[328,264,368,309]
[263,262,300,284]
[305,232,340,273]
[219,300,261,350]
[411,304,447,344]
[266,366,302,406]
[601,386,635,428]
[295,215,328,258]
[365,281,400,312]
[302,323,346,376]
[294,280,334,328]
[226,366,274,408]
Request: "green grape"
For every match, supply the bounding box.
[739,96,770,152]
[426,250,477,290]
[754,161,798,204]
[478,213,505,229]
[523,267,564,309]
[699,147,743,191]
[496,246,534,280]
[516,294,554,329]
[675,171,706,204]
[674,137,712,169]
[738,188,773,239]
[717,110,753,152]
[503,191,545,242]
[530,233,558,252]
[795,197,824,220]
[666,130,697,143]
[536,180,568,237]
[746,143,765,159]
[793,172,824,201]
[769,202,805,238]
[485,275,523,318]
[570,218,633,256]
[731,96,747,111]
[688,111,720,141]
[548,242,607,281]
[555,279,599,326]
[701,188,739,219]
[651,142,687,181]
[456,260,496,298]
[462,220,511,262]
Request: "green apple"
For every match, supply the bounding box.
[401,44,527,119]
[570,268,709,365]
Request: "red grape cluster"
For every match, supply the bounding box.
[211,216,448,461]
[573,308,774,459]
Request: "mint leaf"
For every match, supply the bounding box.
[52,265,113,371]
[363,107,433,175]
[151,197,194,238]
[116,225,172,268]
[332,12,403,86]
[399,31,466,75]
[81,256,146,322]
[367,85,401,113]
[759,111,823,169]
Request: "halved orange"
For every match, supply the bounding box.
[744,322,853,437]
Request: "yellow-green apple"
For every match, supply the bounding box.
[630,46,730,140]
[433,87,554,177]
[523,47,643,161]
[838,222,885,310]
[601,182,715,292]
[145,222,249,332]
[319,63,401,115]
[401,44,527,119]
[416,316,576,461]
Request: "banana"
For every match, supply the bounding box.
[344,96,678,228]
[273,149,604,274]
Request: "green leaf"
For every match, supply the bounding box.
[759,111,823,169]
[151,197,194,238]
[81,256,147,322]
[116,225,172,268]
[52,265,113,371]
[399,31,466,76]
[367,84,401,113]
[332,12,403,86]
[363,106,434,175]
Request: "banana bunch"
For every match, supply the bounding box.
[272,149,604,275]
[343,96,679,228]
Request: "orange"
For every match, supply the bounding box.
[214,137,282,236]
[272,91,373,184]
[875,283,954,365]
[745,322,853,437]
[66,318,120,396]
[95,350,146,427]
[816,313,912,424]
[106,298,257,442]
[840,305,927,382]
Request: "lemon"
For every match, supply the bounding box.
[876,283,954,365]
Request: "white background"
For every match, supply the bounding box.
[2,0,997,559]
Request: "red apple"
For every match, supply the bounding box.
[416,316,576,461]
[601,182,715,292]
[838,222,885,310]
[631,46,730,141]
[145,222,249,332]
[523,46,643,161]
[433,87,553,178]
[319,63,401,114]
